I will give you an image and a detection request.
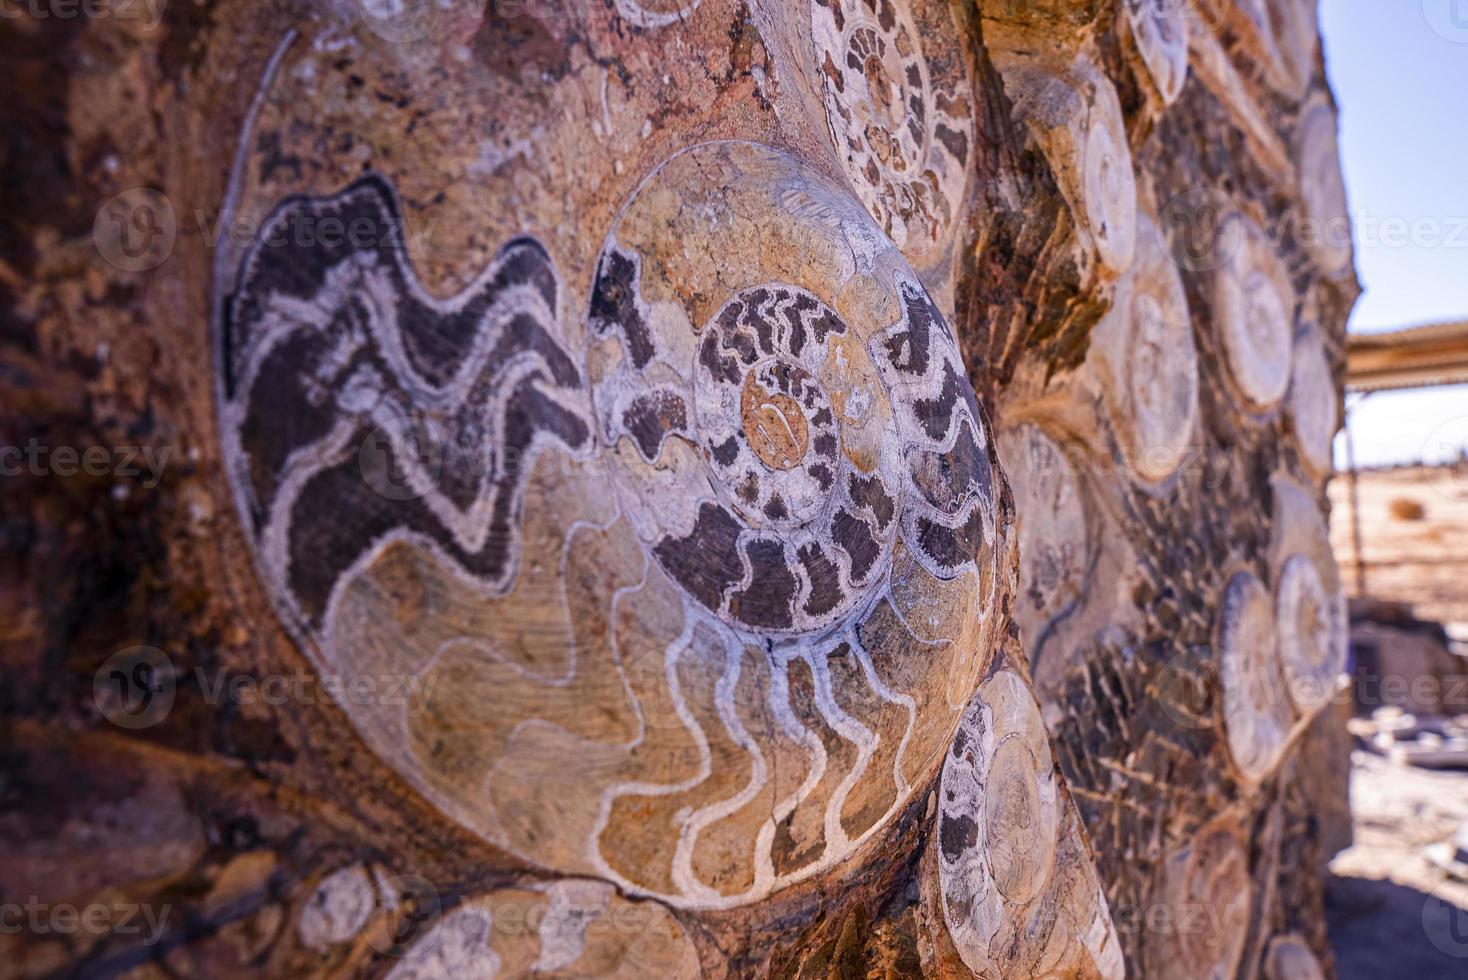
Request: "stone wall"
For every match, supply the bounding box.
[0,0,1355,975]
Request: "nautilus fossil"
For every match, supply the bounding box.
[216,139,1005,910]
[1214,212,1295,412]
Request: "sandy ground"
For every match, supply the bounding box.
[1327,750,1468,977]
[1329,466,1468,632]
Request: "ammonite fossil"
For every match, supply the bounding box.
[1216,570,1292,786]
[1149,815,1253,980]
[1263,934,1326,980]
[1270,477,1347,719]
[1296,103,1353,278]
[1214,213,1295,412]
[1287,329,1338,477]
[998,424,1089,628]
[810,0,974,265]
[1092,213,1200,483]
[217,140,1005,910]
[931,668,1123,978]
[383,880,700,979]
[1124,0,1190,105]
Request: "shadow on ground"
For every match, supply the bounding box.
[1328,874,1468,978]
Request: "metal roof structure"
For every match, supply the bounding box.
[1347,320,1468,392]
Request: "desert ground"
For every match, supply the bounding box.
[1328,750,1468,978]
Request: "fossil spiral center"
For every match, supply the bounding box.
[741,363,817,472]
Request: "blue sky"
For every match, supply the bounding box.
[1319,0,1468,467]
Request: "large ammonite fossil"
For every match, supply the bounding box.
[810,0,974,265]
[217,139,1004,910]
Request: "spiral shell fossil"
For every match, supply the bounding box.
[810,0,974,265]
[932,668,1123,978]
[217,139,1005,910]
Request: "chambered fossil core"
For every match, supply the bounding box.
[217,140,1004,909]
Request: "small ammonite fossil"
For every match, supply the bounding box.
[810,0,974,266]
[1296,103,1353,278]
[383,880,701,979]
[1287,329,1339,477]
[1217,570,1293,786]
[998,423,1090,628]
[1214,212,1295,412]
[1092,212,1200,484]
[1124,0,1190,105]
[1276,553,1347,718]
[933,668,1123,978]
[1150,815,1253,980]
[1263,934,1326,980]
[217,140,1006,911]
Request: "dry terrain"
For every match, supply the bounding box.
[1328,750,1468,978]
